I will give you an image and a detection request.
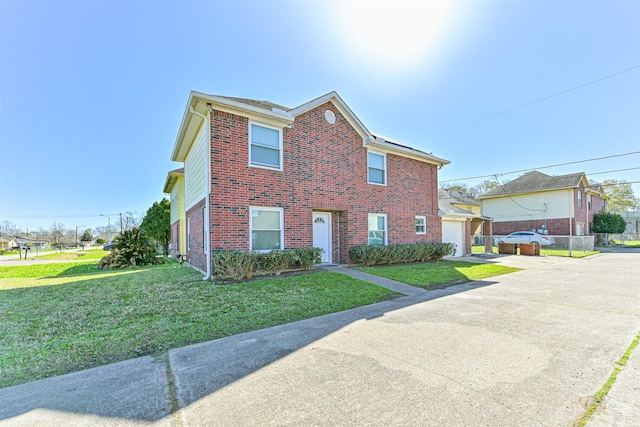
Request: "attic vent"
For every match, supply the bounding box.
[324,110,336,124]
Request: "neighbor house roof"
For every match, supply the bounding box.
[441,188,480,206]
[477,171,588,199]
[438,189,487,219]
[170,91,450,167]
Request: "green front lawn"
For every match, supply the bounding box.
[358,260,521,289]
[25,248,107,261]
[0,262,397,388]
[613,240,640,248]
[540,248,600,258]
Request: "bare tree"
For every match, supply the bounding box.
[49,222,69,249]
[1,220,22,237]
[120,211,142,232]
[474,178,503,196]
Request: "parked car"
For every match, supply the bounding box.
[103,243,116,250]
[499,231,556,246]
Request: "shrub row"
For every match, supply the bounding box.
[348,242,456,266]
[211,247,323,281]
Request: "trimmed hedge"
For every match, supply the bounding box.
[349,242,456,266]
[211,247,323,281]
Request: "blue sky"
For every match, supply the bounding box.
[1,0,639,232]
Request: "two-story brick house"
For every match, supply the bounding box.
[477,171,608,236]
[164,91,450,274]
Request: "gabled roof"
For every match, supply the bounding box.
[216,96,291,112]
[441,188,480,206]
[477,171,588,199]
[163,168,184,193]
[438,188,484,218]
[170,91,450,167]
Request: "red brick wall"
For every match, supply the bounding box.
[207,102,441,263]
[186,199,206,272]
[574,185,588,234]
[171,221,180,258]
[588,193,607,232]
[492,218,571,236]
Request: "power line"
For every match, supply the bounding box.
[0,213,121,219]
[588,167,640,176]
[440,151,640,183]
[457,65,640,129]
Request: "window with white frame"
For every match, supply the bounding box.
[250,207,283,251]
[249,123,282,169]
[415,216,426,234]
[367,151,386,185]
[577,190,582,208]
[187,216,191,251]
[588,194,592,210]
[368,213,387,246]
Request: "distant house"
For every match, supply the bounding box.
[0,237,11,251]
[165,90,451,272]
[477,171,608,236]
[612,210,640,239]
[439,188,492,256]
[13,236,48,249]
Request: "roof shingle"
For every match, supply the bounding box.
[478,171,586,198]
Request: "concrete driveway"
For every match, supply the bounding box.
[1,250,639,426]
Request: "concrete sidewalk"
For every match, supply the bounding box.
[1,252,639,426]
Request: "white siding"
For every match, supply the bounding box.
[170,186,180,223]
[481,189,571,223]
[184,126,207,210]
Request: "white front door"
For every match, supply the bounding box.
[313,212,332,263]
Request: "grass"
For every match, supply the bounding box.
[0,262,397,388]
[24,248,107,261]
[471,245,600,258]
[613,240,640,248]
[539,248,600,258]
[358,260,521,289]
[577,333,640,426]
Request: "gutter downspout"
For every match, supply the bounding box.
[190,106,212,280]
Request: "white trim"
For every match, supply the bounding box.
[415,216,427,234]
[367,150,387,186]
[288,91,372,143]
[365,136,450,167]
[368,213,388,246]
[313,212,332,263]
[249,206,284,252]
[187,216,191,251]
[249,121,283,171]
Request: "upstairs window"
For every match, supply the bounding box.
[415,216,426,234]
[368,213,387,246]
[368,151,386,185]
[250,123,282,170]
[588,194,592,210]
[577,190,582,208]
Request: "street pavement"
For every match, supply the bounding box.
[1,250,639,426]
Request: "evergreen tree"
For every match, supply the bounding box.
[592,211,626,234]
[140,198,171,255]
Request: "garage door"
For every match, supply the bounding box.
[442,220,464,257]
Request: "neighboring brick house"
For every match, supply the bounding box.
[164,91,450,273]
[477,171,608,236]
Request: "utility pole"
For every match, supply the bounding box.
[100,214,111,243]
